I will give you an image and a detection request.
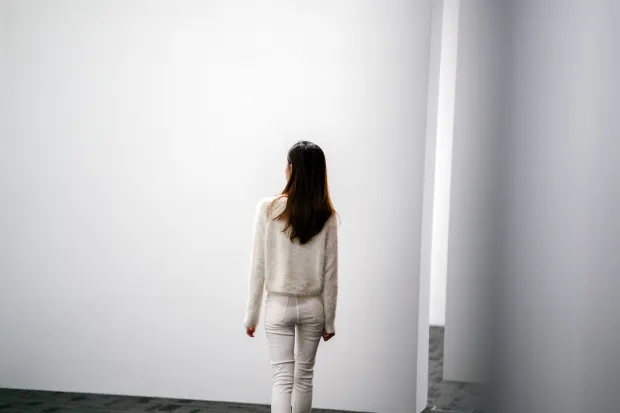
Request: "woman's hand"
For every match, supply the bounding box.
[246,326,256,338]
[322,331,335,341]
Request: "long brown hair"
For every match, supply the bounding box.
[268,141,336,245]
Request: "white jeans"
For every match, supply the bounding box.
[264,292,324,413]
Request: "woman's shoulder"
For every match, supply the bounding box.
[326,211,340,229]
[256,195,284,214]
[257,195,280,207]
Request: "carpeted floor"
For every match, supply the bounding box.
[0,327,483,413]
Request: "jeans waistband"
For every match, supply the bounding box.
[266,290,322,300]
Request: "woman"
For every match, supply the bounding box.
[244,141,339,413]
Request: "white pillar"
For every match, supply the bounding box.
[491,1,620,412]
[428,0,460,328]
[418,0,445,409]
[446,6,619,409]
[443,0,508,383]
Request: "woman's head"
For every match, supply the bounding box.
[270,141,335,245]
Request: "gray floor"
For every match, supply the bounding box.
[0,390,361,413]
[0,327,482,413]
[427,326,485,412]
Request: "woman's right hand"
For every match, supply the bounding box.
[322,331,335,341]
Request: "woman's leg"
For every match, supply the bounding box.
[265,294,296,413]
[293,297,324,413]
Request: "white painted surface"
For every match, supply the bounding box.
[443,0,507,382]
[0,1,433,412]
[417,0,444,409]
[428,0,459,327]
[492,1,619,411]
[0,0,6,126]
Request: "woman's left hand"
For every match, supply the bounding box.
[246,326,256,338]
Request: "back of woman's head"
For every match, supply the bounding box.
[269,141,336,245]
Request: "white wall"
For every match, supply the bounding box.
[0,0,6,127]
[417,0,443,407]
[443,0,508,382]
[0,1,433,412]
[491,1,619,411]
[428,0,459,327]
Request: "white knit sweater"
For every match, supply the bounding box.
[244,196,339,333]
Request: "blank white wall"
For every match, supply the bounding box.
[0,0,6,126]
[492,1,619,411]
[0,1,433,412]
[443,0,508,382]
[417,0,443,408]
[428,0,459,327]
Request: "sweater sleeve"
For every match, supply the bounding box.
[244,199,268,328]
[322,214,339,334]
